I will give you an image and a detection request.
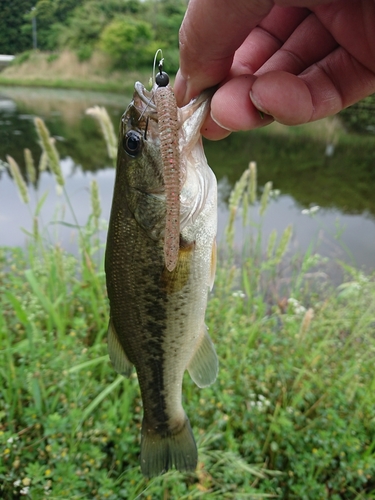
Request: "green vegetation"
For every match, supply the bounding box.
[340,94,375,134]
[203,118,375,217]
[99,18,158,69]
[0,0,34,54]
[1,0,184,73]
[2,0,374,136]
[1,116,375,499]
[0,50,153,94]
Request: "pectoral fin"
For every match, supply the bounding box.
[107,320,133,377]
[187,326,218,388]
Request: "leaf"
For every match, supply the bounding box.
[78,375,124,427]
[34,190,49,217]
[66,355,109,374]
[24,269,63,333]
[31,377,43,413]
[49,221,83,229]
[4,292,29,326]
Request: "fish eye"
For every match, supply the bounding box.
[123,131,143,157]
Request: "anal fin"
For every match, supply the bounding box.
[187,326,218,388]
[107,319,133,377]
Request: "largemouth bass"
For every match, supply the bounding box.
[105,76,218,477]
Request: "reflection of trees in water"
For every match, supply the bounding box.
[2,89,375,218]
[1,92,124,179]
[54,115,116,172]
[0,112,40,168]
[1,87,126,126]
[204,128,375,218]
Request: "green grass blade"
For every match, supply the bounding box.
[78,375,124,427]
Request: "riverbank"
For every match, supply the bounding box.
[1,125,375,497]
[0,50,151,94]
[2,49,375,135]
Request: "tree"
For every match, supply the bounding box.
[20,0,85,51]
[99,17,158,69]
[0,0,34,54]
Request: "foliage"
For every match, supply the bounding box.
[1,116,375,499]
[339,94,375,134]
[10,51,32,66]
[3,0,184,71]
[203,123,375,218]
[0,0,34,54]
[21,0,84,51]
[55,1,110,55]
[99,17,159,70]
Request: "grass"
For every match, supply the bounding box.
[1,117,375,499]
[0,50,152,94]
[0,77,135,94]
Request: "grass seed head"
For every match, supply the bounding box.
[267,229,277,259]
[260,181,272,216]
[248,161,257,205]
[226,169,250,247]
[275,224,292,263]
[34,117,64,186]
[299,307,314,341]
[24,148,36,184]
[38,150,48,172]
[6,155,29,204]
[86,106,117,160]
[90,179,101,223]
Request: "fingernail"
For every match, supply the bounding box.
[249,90,269,116]
[210,111,236,132]
[174,69,188,106]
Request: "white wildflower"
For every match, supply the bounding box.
[288,297,306,315]
[302,205,320,216]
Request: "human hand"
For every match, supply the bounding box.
[175,0,375,140]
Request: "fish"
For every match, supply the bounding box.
[105,77,218,477]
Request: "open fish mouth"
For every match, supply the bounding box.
[134,81,157,112]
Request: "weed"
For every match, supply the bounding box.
[46,53,59,64]
[11,51,31,66]
[1,116,374,499]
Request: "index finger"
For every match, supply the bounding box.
[176,0,273,105]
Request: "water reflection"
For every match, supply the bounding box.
[0,86,374,272]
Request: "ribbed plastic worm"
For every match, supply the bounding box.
[154,70,180,272]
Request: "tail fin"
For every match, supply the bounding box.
[140,416,197,477]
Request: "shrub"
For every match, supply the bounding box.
[11,50,31,65]
[99,17,156,70]
[340,94,375,134]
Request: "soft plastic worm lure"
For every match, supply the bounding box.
[154,67,180,272]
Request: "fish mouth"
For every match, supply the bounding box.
[123,82,159,140]
[134,81,157,114]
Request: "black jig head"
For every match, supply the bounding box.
[155,61,169,88]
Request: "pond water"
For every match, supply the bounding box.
[1,86,375,273]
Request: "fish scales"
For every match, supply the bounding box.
[105,82,218,477]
